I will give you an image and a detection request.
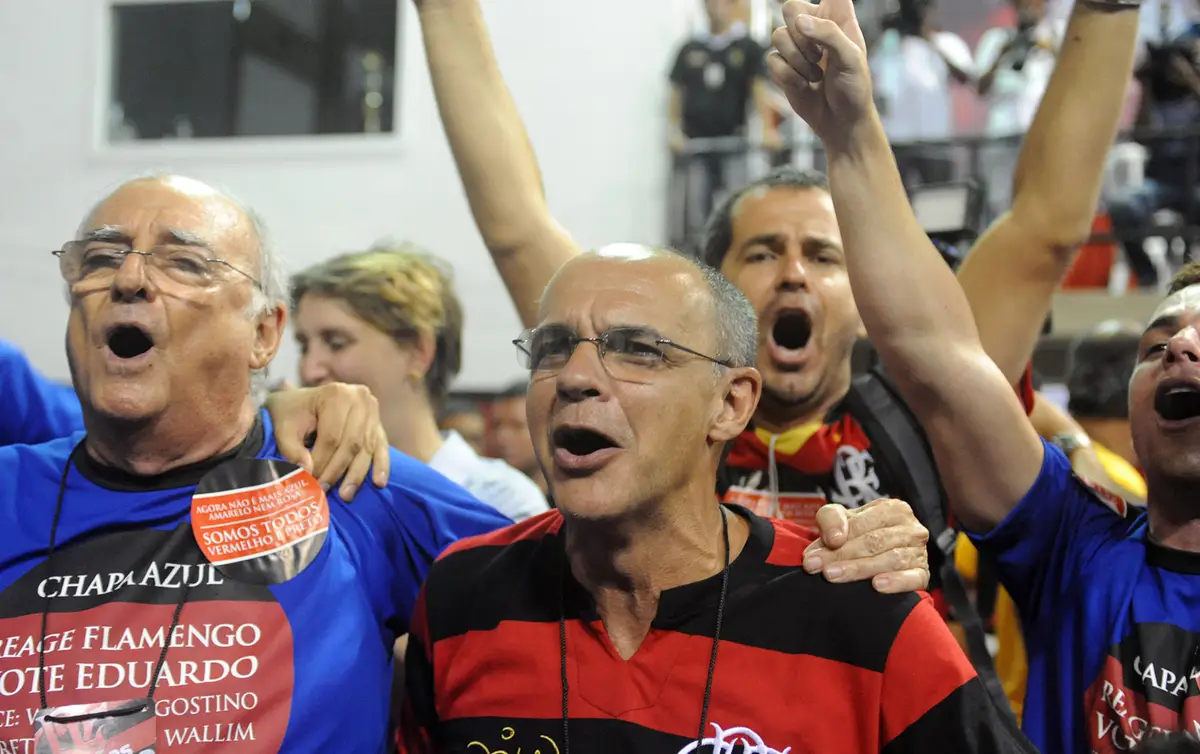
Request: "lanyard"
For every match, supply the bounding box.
[557,507,731,754]
[37,440,193,709]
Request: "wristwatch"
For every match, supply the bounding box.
[1049,433,1093,458]
[1080,0,1143,10]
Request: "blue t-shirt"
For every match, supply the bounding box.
[0,339,84,446]
[970,439,1200,754]
[0,411,511,753]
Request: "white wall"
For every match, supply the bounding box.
[0,0,698,390]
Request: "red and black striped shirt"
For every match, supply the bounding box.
[400,505,1034,753]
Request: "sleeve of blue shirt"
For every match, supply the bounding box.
[967,438,1133,632]
[0,339,84,447]
[333,448,513,636]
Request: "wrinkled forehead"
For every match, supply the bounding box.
[1146,284,1200,336]
[539,256,708,337]
[81,179,252,256]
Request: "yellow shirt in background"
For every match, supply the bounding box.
[1093,442,1146,499]
[955,442,1144,721]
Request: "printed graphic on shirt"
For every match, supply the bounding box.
[722,483,826,529]
[721,448,882,529]
[676,722,787,754]
[0,526,293,754]
[829,445,881,508]
[1074,472,1130,519]
[721,416,884,529]
[461,720,790,754]
[1083,622,1200,751]
[192,460,329,586]
[33,698,156,754]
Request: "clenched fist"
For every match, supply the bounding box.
[767,0,875,148]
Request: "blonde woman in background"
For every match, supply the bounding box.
[291,244,548,522]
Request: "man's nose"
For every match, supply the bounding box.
[1166,328,1200,364]
[555,342,605,403]
[110,253,153,303]
[777,251,809,291]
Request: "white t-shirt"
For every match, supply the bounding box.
[428,430,549,523]
[1138,0,1200,53]
[975,19,1064,137]
[871,29,975,143]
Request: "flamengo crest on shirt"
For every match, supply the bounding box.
[675,723,790,754]
[829,446,880,508]
[723,445,882,527]
[1083,622,1200,751]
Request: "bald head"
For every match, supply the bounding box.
[542,244,757,368]
[83,175,255,257]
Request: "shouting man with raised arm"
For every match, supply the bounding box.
[413,0,940,593]
[767,1,1199,753]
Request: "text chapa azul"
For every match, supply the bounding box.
[34,560,224,599]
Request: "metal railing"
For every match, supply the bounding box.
[667,125,1200,277]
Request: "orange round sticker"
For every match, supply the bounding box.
[191,459,330,585]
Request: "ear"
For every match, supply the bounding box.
[409,331,438,380]
[709,366,762,444]
[250,304,287,371]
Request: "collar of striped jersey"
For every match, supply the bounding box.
[557,504,773,628]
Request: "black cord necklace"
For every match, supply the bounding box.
[558,506,732,754]
[37,441,192,711]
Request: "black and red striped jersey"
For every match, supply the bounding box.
[399,506,1035,753]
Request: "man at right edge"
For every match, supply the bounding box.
[767,0,1200,751]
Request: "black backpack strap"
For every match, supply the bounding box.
[975,552,1001,625]
[843,367,1025,737]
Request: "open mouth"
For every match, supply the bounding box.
[1155,382,1200,422]
[771,310,813,352]
[552,427,619,458]
[106,325,155,360]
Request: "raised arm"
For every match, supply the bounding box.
[766,0,1043,532]
[958,4,1140,384]
[415,0,581,326]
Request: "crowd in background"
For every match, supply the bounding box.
[669,0,1200,290]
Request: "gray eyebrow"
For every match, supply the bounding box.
[163,227,215,251]
[79,225,130,243]
[77,225,216,252]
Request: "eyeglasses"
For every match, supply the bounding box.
[513,325,731,380]
[52,241,260,291]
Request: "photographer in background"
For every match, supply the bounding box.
[976,0,1063,221]
[1107,6,1200,288]
[870,0,976,188]
[668,0,781,225]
